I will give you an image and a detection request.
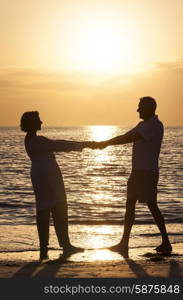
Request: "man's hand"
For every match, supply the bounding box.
[94,141,108,149]
[83,141,108,149]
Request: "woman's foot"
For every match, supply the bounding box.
[40,248,49,262]
[155,242,172,254]
[109,243,129,258]
[62,245,84,259]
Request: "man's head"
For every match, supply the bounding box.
[137,96,157,120]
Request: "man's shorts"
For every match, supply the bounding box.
[127,170,159,204]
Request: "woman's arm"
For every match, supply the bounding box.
[41,137,96,152]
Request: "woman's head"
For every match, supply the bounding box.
[20,111,42,133]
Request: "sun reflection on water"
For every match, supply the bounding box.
[89,249,118,261]
[82,126,120,251]
[89,126,116,142]
[88,126,116,163]
[66,249,123,262]
[86,126,118,225]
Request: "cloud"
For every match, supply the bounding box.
[0,67,137,94]
[1,60,183,96]
[155,58,183,70]
[0,68,95,91]
[0,80,16,88]
[0,63,183,126]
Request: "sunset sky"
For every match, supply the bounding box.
[1,0,183,126]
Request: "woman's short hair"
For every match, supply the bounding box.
[20,111,39,132]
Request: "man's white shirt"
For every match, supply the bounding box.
[126,115,164,171]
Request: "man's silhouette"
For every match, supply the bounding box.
[95,97,172,258]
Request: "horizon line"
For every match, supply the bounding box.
[0,124,183,128]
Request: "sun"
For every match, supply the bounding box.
[72,23,136,73]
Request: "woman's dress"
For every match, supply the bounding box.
[25,136,82,210]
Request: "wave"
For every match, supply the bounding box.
[1,241,183,255]
[0,246,60,253]
[139,232,183,237]
[0,219,182,226]
[0,202,32,208]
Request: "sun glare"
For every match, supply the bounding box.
[89,126,115,141]
[72,23,137,73]
[88,126,115,163]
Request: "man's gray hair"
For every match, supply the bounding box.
[139,96,157,111]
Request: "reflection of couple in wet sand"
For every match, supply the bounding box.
[20,97,172,262]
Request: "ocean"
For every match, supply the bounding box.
[0,126,182,225]
[0,126,183,257]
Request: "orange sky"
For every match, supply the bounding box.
[1,0,183,126]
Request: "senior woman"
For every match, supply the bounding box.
[21,111,92,261]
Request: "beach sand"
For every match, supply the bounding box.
[0,225,183,278]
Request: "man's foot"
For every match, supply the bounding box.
[109,243,129,258]
[62,245,84,259]
[155,242,172,254]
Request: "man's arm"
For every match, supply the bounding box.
[107,132,142,144]
[95,132,142,149]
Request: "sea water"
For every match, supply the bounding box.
[0,126,183,256]
[0,126,183,225]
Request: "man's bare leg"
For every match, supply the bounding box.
[110,197,137,258]
[147,202,172,253]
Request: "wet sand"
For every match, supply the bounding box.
[0,225,183,278]
[0,243,183,278]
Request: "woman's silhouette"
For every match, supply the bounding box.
[20,111,90,261]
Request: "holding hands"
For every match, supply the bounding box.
[83,141,108,150]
